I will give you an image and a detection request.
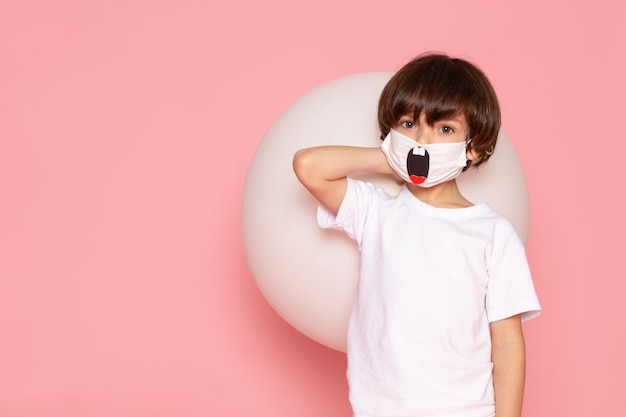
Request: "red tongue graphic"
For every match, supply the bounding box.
[410,175,426,184]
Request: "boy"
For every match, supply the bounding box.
[293,53,541,417]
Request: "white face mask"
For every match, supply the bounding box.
[381,129,469,187]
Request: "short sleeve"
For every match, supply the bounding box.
[486,226,542,323]
[317,177,391,246]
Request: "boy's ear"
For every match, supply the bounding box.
[465,138,480,162]
[466,146,480,161]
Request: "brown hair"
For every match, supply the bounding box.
[378,53,501,168]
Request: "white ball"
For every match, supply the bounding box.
[242,72,529,352]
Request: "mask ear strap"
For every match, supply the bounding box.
[462,138,473,170]
[466,138,494,155]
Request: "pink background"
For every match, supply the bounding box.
[1,1,624,416]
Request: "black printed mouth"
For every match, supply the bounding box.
[406,147,429,185]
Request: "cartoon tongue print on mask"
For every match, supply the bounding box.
[407,146,429,185]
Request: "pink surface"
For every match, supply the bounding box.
[1,1,624,416]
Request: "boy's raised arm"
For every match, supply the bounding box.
[293,146,391,216]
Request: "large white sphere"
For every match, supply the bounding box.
[242,72,529,352]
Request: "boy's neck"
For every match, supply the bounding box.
[406,180,474,209]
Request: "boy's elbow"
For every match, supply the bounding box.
[293,148,316,183]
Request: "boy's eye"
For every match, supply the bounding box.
[400,120,415,129]
[439,125,454,134]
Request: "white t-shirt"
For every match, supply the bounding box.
[318,178,542,417]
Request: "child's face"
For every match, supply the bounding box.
[394,111,469,145]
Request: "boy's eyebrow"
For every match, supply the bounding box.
[438,114,466,125]
[399,111,467,125]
